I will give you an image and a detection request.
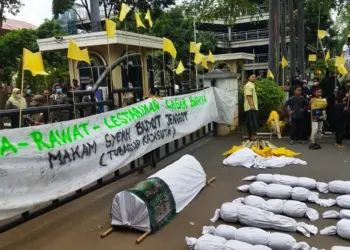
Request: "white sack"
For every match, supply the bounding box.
[211,202,318,237]
[203,225,316,250]
[223,148,307,169]
[202,225,237,240]
[266,184,292,199]
[111,155,206,232]
[331,247,350,250]
[323,210,350,219]
[240,195,319,221]
[336,195,350,208]
[250,182,268,197]
[242,174,329,193]
[329,181,350,194]
[320,219,350,240]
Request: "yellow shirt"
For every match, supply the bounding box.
[244,81,258,111]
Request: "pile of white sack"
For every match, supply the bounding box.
[242,174,328,193]
[186,234,272,250]
[320,219,350,240]
[237,182,335,207]
[223,148,307,169]
[233,195,319,221]
[210,201,318,237]
[197,225,321,250]
[323,209,350,219]
[331,248,350,250]
[243,174,350,195]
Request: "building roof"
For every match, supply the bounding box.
[2,18,37,31]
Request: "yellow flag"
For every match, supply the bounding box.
[308,54,317,62]
[202,57,208,69]
[67,39,90,64]
[145,9,153,28]
[105,18,116,38]
[335,56,345,67]
[208,50,215,63]
[281,56,288,69]
[267,69,274,79]
[162,37,177,59]
[338,64,348,76]
[325,50,330,61]
[176,61,185,75]
[22,48,48,76]
[190,42,201,54]
[194,53,204,65]
[135,12,146,29]
[317,30,327,39]
[119,3,131,22]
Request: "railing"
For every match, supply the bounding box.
[244,53,268,64]
[207,29,269,42]
[74,4,114,21]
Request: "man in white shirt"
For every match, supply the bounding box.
[342,38,350,70]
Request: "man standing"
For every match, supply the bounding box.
[244,74,259,140]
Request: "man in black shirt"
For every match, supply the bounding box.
[285,85,308,144]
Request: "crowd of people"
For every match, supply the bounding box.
[0,78,95,129]
[244,71,350,150]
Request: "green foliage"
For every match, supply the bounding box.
[52,0,74,18]
[239,79,285,121]
[0,0,23,28]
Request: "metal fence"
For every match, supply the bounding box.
[0,82,216,233]
[209,29,269,42]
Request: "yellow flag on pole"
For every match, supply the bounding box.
[22,48,48,76]
[208,50,215,63]
[325,50,330,61]
[281,56,288,69]
[317,30,327,39]
[119,3,131,22]
[145,9,153,28]
[135,12,146,29]
[67,39,91,64]
[335,56,345,67]
[338,64,348,76]
[308,54,317,62]
[267,69,274,79]
[105,18,116,38]
[194,53,204,65]
[162,37,177,59]
[202,57,208,69]
[176,61,185,75]
[190,42,201,54]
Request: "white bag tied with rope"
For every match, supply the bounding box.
[242,174,329,193]
[323,209,350,219]
[320,219,350,240]
[318,195,350,209]
[234,195,319,221]
[111,155,207,233]
[185,234,273,250]
[223,148,307,169]
[201,225,321,250]
[210,201,318,237]
[238,182,334,207]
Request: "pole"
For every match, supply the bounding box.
[316,5,321,53]
[124,22,129,75]
[253,49,256,75]
[18,69,25,128]
[172,59,176,95]
[162,52,166,87]
[194,20,198,91]
[71,59,77,120]
[319,39,328,68]
[282,68,285,87]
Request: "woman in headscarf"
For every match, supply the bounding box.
[5,88,27,128]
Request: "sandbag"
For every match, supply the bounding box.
[331,247,350,250]
[185,234,272,250]
[202,225,317,250]
[336,195,350,208]
[238,196,319,221]
[329,181,350,194]
[322,210,350,219]
[266,184,292,199]
[320,219,350,240]
[210,201,318,237]
[242,174,329,193]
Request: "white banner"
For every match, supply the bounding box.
[0,87,235,220]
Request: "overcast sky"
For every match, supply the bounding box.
[8,0,52,26]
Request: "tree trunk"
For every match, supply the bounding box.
[268,0,280,83]
[0,4,4,30]
[281,0,287,84]
[90,0,102,32]
[288,0,296,79]
[297,0,305,78]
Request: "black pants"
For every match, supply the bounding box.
[246,110,259,138]
[290,118,304,140]
[301,111,311,141]
[335,119,345,144]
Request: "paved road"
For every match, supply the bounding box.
[0,136,350,250]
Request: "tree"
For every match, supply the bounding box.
[288,0,296,78]
[0,0,23,29]
[267,0,280,83]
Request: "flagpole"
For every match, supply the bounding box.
[319,38,328,68]
[107,37,113,101]
[162,51,166,88]
[124,22,129,76]
[172,59,176,95]
[189,52,192,89]
[193,20,198,91]
[19,68,25,128]
[70,59,77,120]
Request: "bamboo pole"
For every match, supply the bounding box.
[100,227,113,238]
[135,231,150,244]
[71,59,77,119]
[18,68,25,128]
